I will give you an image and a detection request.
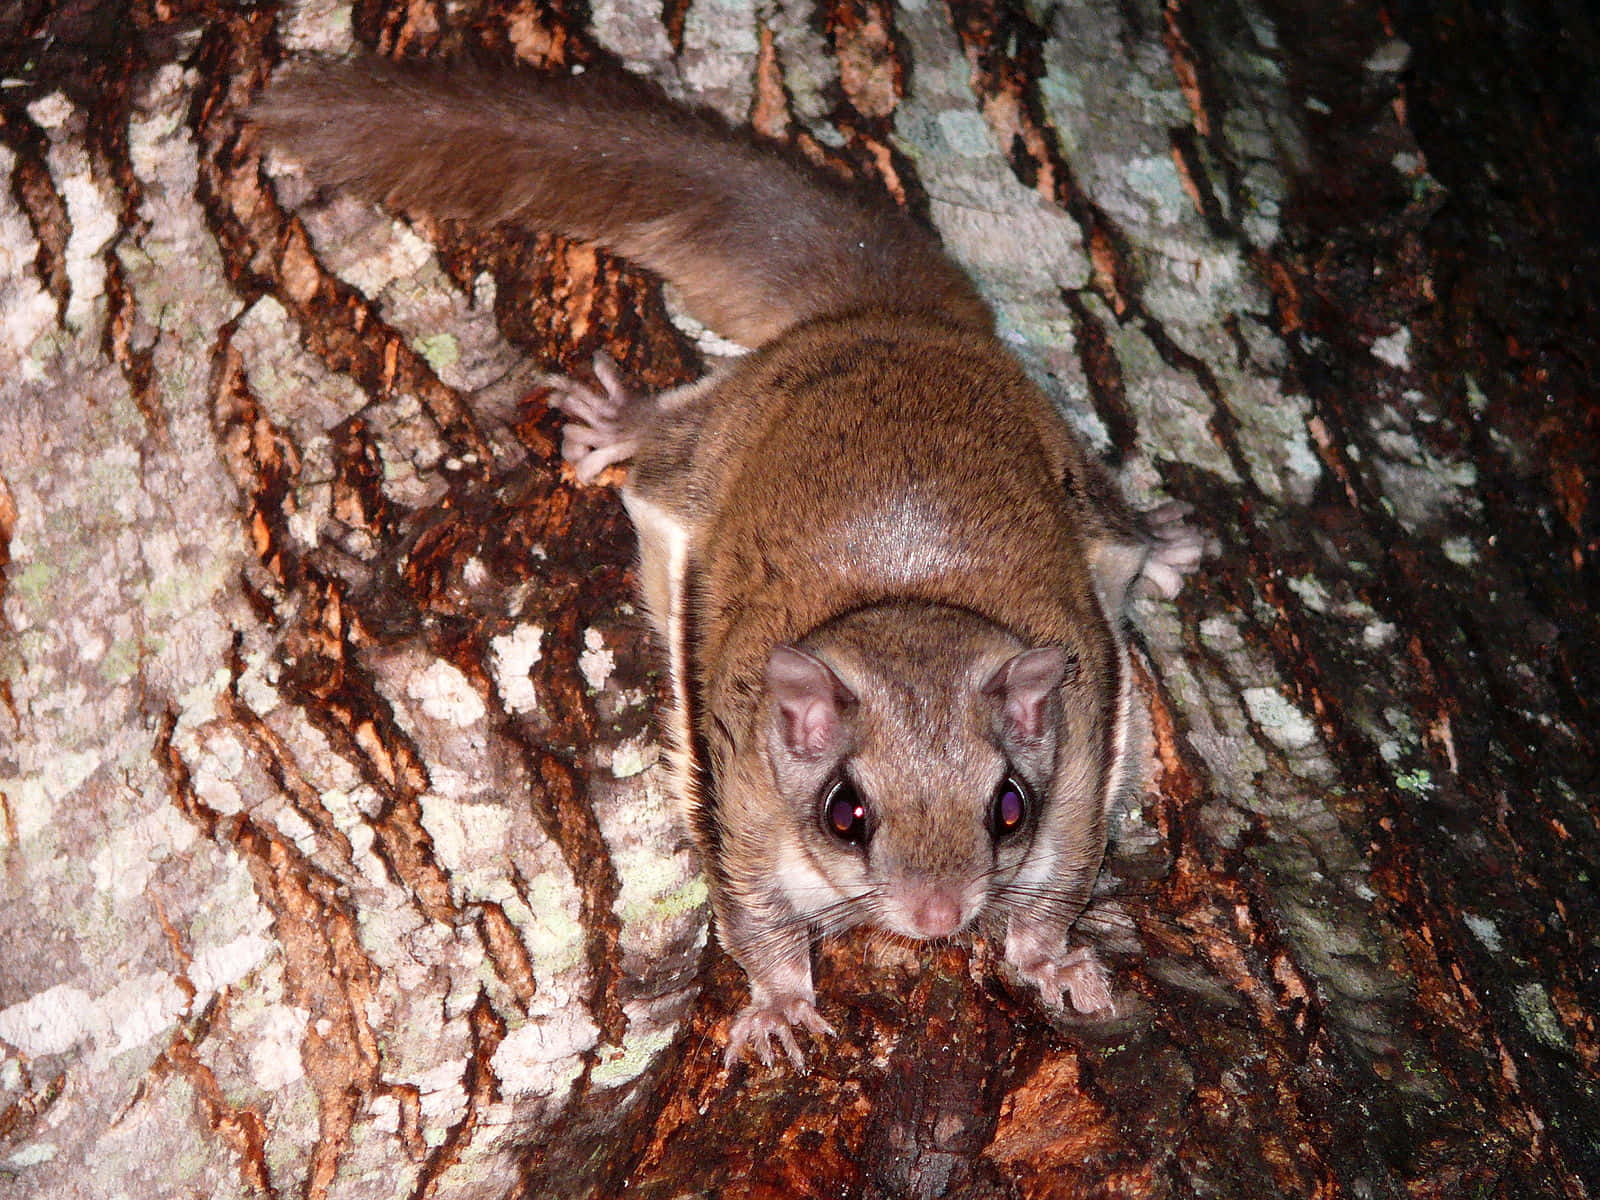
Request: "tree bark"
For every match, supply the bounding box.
[0,0,1593,1197]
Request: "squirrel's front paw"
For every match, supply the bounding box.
[545,352,648,482]
[1009,943,1115,1015]
[725,993,836,1070]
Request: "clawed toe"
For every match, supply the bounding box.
[564,435,639,483]
[1143,499,1193,528]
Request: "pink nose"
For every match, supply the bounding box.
[910,892,962,938]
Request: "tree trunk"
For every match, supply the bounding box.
[0,0,1593,1196]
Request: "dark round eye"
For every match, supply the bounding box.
[822,779,871,847]
[991,775,1029,838]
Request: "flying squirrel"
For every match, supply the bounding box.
[251,55,1205,1069]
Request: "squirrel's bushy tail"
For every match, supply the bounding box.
[251,58,990,347]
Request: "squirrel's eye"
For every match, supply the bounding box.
[822,779,870,847]
[991,775,1029,838]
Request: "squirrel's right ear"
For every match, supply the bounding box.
[766,646,856,759]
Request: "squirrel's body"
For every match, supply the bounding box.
[254,57,1203,1066]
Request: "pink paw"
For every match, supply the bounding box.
[546,352,646,482]
[1012,945,1115,1015]
[725,994,836,1070]
[1138,501,1206,599]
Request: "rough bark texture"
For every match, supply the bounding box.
[1,0,1594,1196]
